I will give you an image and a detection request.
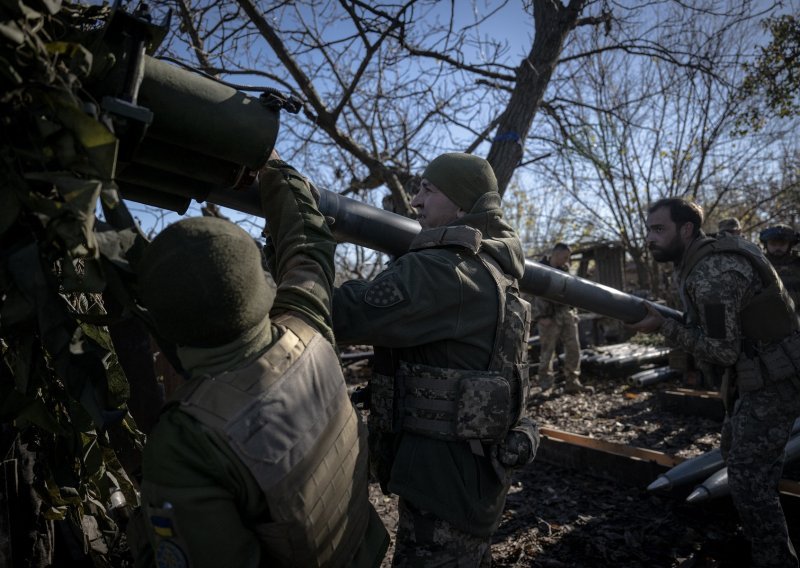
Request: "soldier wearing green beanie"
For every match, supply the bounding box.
[334,152,539,566]
[130,159,388,568]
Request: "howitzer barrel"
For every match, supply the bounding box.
[202,184,681,323]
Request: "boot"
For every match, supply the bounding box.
[564,378,594,394]
[538,376,554,393]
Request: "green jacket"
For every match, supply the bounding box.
[333,191,526,537]
[134,162,387,568]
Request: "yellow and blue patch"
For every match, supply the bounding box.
[150,515,174,538]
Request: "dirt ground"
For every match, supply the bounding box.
[348,361,769,568]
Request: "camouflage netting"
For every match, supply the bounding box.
[1,1,148,565]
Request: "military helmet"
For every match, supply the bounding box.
[759,224,799,246]
[718,218,741,232]
[137,217,276,347]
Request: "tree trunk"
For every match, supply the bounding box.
[487,0,586,194]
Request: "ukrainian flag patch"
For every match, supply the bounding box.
[150,515,174,538]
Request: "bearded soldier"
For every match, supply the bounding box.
[630,198,800,568]
[761,224,800,313]
[129,159,388,567]
[333,153,539,566]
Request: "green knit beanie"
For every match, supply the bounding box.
[421,153,498,212]
[137,217,275,347]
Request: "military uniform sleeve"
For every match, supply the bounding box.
[660,253,755,367]
[140,409,267,568]
[260,161,336,340]
[333,250,465,347]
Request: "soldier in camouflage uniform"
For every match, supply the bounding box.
[533,243,590,394]
[333,153,540,567]
[761,224,800,313]
[630,198,800,568]
[128,159,388,567]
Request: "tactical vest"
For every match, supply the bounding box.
[679,235,797,341]
[370,226,532,445]
[679,235,800,394]
[164,314,371,568]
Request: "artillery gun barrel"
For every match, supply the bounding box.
[91,38,680,324]
[205,184,682,323]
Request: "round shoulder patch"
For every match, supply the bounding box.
[364,274,406,308]
[156,539,188,568]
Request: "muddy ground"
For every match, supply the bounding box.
[346,359,795,568]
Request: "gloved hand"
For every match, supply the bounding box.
[497,417,540,468]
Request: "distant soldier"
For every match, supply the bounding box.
[129,159,388,567]
[717,217,742,236]
[533,243,590,394]
[761,224,800,312]
[630,198,800,568]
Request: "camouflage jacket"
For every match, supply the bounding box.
[661,240,760,369]
[333,191,527,537]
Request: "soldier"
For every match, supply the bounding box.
[761,224,800,312]
[630,198,800,568]
[718,217,742,236]
[333,153,539,566]
[129,159,389,567]
[533,243,590,394]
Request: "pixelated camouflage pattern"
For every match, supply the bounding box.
[477,252,531,421]
[769,252,800,313]
[722,380,800,568]
[455,375,512,441]
[496,416,539,468]
[394,363,513,442]
[537,309,581,386]
[397,363,460,435]
[663,239,800,567]
[392,498,491,568]
[368,372,396,432]
[661,252,759,369]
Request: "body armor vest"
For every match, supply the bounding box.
[169,314,370,568]
[370,227,532,444]
[679,235,797,342]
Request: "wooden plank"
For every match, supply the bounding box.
[537,427,683,488]
[657,388,725,421]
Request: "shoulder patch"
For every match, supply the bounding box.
[364,274,406,307]
[155,539,188,568]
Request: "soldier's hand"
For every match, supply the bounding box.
[626,302,665,334]
[497,417,539,468]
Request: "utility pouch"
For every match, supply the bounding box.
[454,376,511,442]
[760,333,800,383]
[398,363,512,443]
[735,354,764,393]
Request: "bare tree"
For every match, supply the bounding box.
[529,1,798,293]
[145,0,797,288]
